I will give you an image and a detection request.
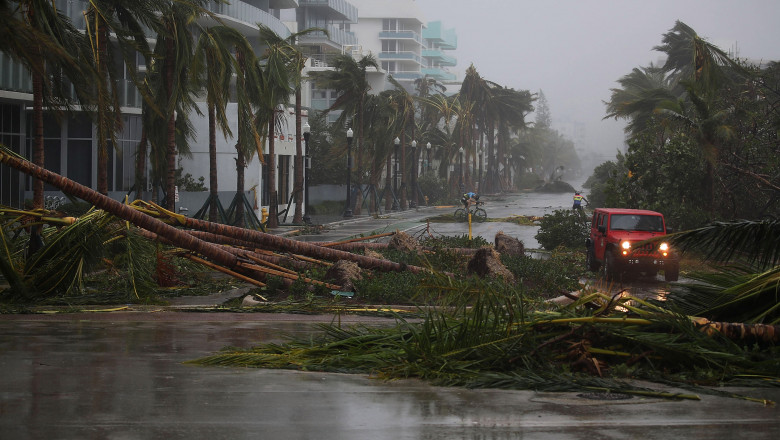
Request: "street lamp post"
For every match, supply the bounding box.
[426,142,432,173]
[302,122,311,224]
[410,140,417,208]
[392,137,400,210]
[458,146,464,193]
[477,148,483,192]
[508,154,513,188]
[344,128,354,218]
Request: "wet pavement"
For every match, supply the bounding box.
[2,189,780,438]
[284,189,574,249]
[2,316,779,439]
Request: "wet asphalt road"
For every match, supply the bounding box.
[2,190,779,438]
[2,317,779,440]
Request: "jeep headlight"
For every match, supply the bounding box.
[621,240,631,255]
[659,242,669,257]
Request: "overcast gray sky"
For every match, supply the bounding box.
[415,0,780,164]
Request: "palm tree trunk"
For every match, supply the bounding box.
[0,147,237,268]
[208,103,218,222]
[164,36,176,211]
[400,129,407,209]
[235,146,245,227]
[353,100,364,215]
[267,116,278,228]
[384,153,392,211]
[135,128,147,201]
[293,87,304,224]
[96,21,110,196]
[370,160,378,214]
[32,65,44,210]
[177,215,427,273]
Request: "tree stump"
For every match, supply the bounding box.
[467,248,516,283]
[324,260,363,292]
[388,231,422,253]
[494,231,525,257]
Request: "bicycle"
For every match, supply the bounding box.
[454,201,487,222]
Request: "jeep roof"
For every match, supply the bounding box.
[592,208,663,216]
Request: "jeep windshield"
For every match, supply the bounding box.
[609,214,664,232]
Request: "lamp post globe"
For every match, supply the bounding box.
[302,122,311,224]
[426,142,432,172]
[344,128,354,218]
[458,146,464,193]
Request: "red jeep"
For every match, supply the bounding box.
[585,208,679,281]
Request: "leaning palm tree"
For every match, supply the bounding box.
[310,53,378,214]
[385,76,416,208]
[255,26,295,228]
[191,25,250,222]
[255,25,326,224]
[606,21,749,214]
[151,0,208,211]
[83,0,159,196]
[231,40,263,228]
[7,0,90,210]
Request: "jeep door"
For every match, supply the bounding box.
[592,212,607,260]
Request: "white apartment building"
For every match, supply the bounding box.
[1,0,457,221]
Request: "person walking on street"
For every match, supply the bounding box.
[572,191,588,211]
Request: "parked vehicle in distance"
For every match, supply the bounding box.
[585,208,679,281]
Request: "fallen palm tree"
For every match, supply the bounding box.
[0,146,238,269]
[0,146,436,297]
[129,200,430,274]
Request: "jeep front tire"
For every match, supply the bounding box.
[602,250,619,281]
[586,247,600,272]
[664,263,679,282]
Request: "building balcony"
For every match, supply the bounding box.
[55,0,88,28]
[422,49,456,66]
[205,2,291,38]
[422,68,456,82]
[389,71,423,81]
[269,0,300,9]
[299,25,358,50]
[0,53,32,94]
[379,51,422,65]
[423,21,457,50]
[298,0,358,22]
[379,31,423,46]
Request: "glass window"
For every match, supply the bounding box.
[609,214,664,232]
[67,139,92,187]
[43,139,61,191]
[68,114,92,138]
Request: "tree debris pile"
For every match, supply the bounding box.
[190,286,780,404]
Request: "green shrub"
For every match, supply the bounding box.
[417,173,449,205]
[353,271,428,304]
[502,249,585,299]
[534,209,589,250]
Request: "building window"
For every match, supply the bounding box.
[262,154,269,206]
[278,154,290,205]
[0,104,23,207]
[383,19,398,31]
[382,40,397,52]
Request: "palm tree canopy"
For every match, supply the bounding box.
[309,53,378,126]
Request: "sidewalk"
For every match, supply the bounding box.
[268,204,446,243]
